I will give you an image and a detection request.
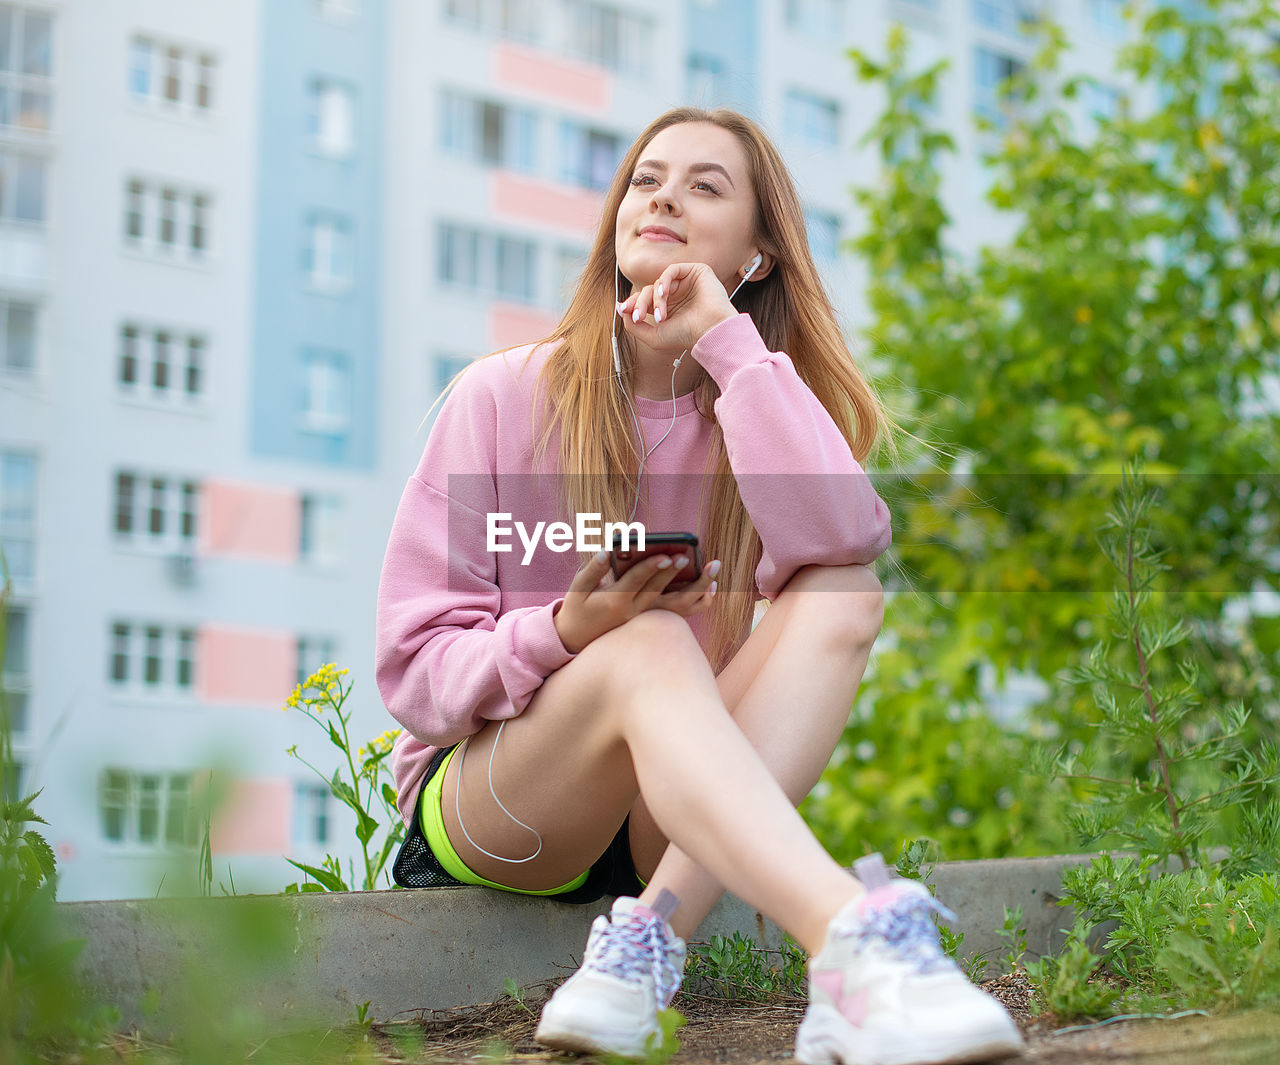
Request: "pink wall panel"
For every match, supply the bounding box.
[489,305,562,351]
[196,626,295,707]
[493,42,612,113]
[492,172,604,235]
[199,479,300,563]
[210,776,291,856]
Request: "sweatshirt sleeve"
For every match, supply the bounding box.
[374,364,577,748]
[692,313,892,600]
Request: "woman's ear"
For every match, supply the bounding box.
[742,250,775,282]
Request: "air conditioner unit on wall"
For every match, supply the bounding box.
[167,552,198,587]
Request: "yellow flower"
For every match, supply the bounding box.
[1074,305,1093,325]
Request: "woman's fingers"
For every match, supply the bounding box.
[570,550,614,595]
[651,560,719,616]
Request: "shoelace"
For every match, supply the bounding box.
[586,913,683,1008]
[848,888,958,976]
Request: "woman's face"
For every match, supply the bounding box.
[614,121,761,296]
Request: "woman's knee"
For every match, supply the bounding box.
[571,610,707,699]
[774,563,885,651]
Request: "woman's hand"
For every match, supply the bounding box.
[553,550,720,654]
[616,262,738,354]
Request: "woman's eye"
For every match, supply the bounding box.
[694,180,721,194]
[629,174,657,187]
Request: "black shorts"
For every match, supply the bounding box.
[391,744,646,905]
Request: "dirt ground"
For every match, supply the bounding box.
[373,977,1280,1065]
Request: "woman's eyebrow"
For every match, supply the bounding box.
[634,159,736,189]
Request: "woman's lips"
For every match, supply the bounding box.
[639,229,684,243]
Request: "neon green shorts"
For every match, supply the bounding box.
[391,742,647,905]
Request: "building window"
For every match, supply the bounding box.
[1,759,22,802]
[562,1,651,76]
[299,493,341,564]
[301,350,350,433]
[1081,80,1122,134]
[0,451,36,585]
[805,209,840,262]
[296,636,337,687]
[441,92,537,172]
[0,298,37,374]
[0,6,53,133]
[974,46,1027,130]
[292,782,331,846]
[434,353,474,396]
[437,223,537,303]
[315,0,360,21]
[498,0,540,44]
[1087,0,1127,39]
[785,0,841,38]
[303,212,354,289]
[190,194,208,253]
[308,79,355,156]
[553,246,587,310]
[0,152,45,223]
[128,36,216,114]
[443,0,485,28]
[112,470,199,549]
[122,180,213,260]
[99,769,197,847]
[971,0,1037,36]
[686,54,726,107]
[107,621,198,695]
[784,90,840,149]
[3,605,30,735]
[158,189,177,246]
[443,0,541,43]
[558,120,623,190]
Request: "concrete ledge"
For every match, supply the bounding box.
[58,854,1097,1032]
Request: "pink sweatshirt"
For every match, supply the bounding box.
[376,313,892,824]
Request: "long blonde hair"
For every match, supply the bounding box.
[514,106,894,671]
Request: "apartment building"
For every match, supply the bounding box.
[1,0,1140,900]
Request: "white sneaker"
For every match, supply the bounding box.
[535,896,688,1059]
[795,856,1024,1065]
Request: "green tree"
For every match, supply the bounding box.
[803,0,1280,862]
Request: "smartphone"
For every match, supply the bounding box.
[610,531,701,589]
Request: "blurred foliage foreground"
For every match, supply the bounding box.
[5,0,1280,1058]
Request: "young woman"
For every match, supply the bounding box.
[376,107,1022,1065]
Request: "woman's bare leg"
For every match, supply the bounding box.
[438,606,863,953]
[627,563,884,940]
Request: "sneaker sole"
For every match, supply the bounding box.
[534,1014,660,1060]
[795,1003,1024,1065]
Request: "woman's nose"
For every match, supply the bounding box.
[650,183,679,214]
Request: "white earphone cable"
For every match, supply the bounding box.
[452,720,543,864]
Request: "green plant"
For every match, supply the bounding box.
[1028,465,1280,1019]
[1052,462,1280,870]
[600,1008,686,1065]
[281,663,406,892]
[1051,860,1280,1015]
[683,931,807,1002]
[1024,917,1122,1019]
[1,547,116,1060]
[503,977,533,1016]
[997,905,1029,973]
